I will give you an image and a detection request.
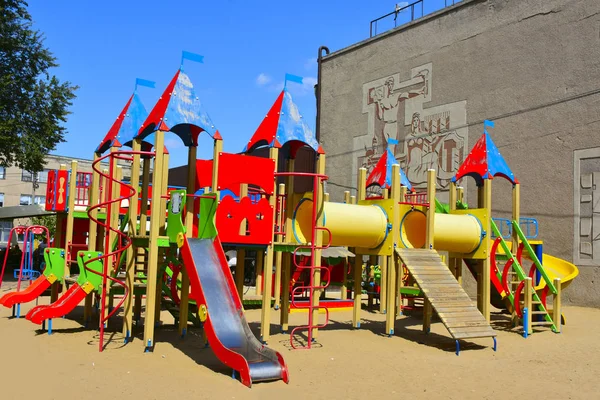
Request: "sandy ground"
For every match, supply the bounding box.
[1,282,599,400]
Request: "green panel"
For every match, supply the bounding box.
[157,237,171,247]
[166,189,186,244]
[76,251,104,291]
[197,193,218,240]
[43,247,66,282]
[400,286,422,296]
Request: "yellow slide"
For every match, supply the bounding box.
[526,253,579,292]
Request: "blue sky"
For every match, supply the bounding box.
[28,0,455,166]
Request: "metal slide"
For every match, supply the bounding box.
[180,236,289,388]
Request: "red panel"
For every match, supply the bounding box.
[245,91,284,152]
[54,170,69,211]
[45,170,57,211]
[366,150,388,188]
[453,133,488,182]
[138,70,180,138]
[195,159,214,191]
[216,196,273,245]
[217,153,275,195]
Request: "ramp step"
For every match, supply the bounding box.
[396,248,495,341]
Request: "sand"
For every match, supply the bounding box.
[1,283,599,400]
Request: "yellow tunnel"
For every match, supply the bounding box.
[293,199,483,254]
[293,199,389,249]
[400,210,482,253]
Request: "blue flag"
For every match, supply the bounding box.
[182,51,205,64]
[284,73,304,87]
[387,138,399,145]
[135,78,156,89]
[484,119,495,128]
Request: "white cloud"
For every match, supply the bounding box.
[256,73,271,86]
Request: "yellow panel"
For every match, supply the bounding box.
[356,198,395,256]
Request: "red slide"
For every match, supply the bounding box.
[0,276,52,308]
[26,284,87,325]
[180,236,289,388]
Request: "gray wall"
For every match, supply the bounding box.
[319,0,600,306]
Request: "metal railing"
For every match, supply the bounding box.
[369,0,458,38]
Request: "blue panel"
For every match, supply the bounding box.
[484,132,517,183]
[276,90,319,152]
[384,148,412,190]
[118,93,149,148]
[163,71,217,145]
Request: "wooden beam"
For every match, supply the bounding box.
[143,130,165,350]
[352,168,367,328]
[273,183,286,309]
[179,145,197,337]
[260,147,279,342]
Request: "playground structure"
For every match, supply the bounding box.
[0,53,580,385]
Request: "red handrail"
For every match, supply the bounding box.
[273,172,331,349]
[85,150,154,352]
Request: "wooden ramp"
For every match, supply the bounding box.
[396,248,496,341]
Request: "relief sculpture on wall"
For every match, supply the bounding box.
[357,63,468,191]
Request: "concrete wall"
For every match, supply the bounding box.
[319,0,600,306]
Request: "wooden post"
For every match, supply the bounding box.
[179,145,197,337]
[379,188,389,313]
[340,192,351,300]
[84,155,101,321]
[423,169,436,333]
[480,178,492,322]
[154,151,169,324]
[385,164,401,335]
[143,130,165,350]
[512,183,521,254]
[259,147,278,342]
[524,277,532,336]
[122,141,140,339]
[397,185,407,315]
[235,182,249,299]
[553,278,561,333]
[106,164,122,325]
[64,161,78,278]
[352,168,367,328]
[448,181,459,281]
[273,183,286,310]
[255,250,264,296]
[139,158,151,236]
[310,153,326,339]
[280,159,295,331]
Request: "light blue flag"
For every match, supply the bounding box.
[182,51,205,64]
[284,73,303,88]
[135,78,156,90]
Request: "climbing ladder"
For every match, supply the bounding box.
[396,248,496,354]
[490,219,558,332]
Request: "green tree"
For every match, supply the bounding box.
[0,0,77,173]
[31,215,56,238]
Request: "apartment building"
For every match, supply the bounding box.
[0,154,132,244]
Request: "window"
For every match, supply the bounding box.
[21,170,33,182]
[21,169,50,183]
[34,195,46,205]
[0,221,12,243]
[19,194,32,205]
[0,193,3,207]
[0,167,5,180]
[38,169,49,183]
